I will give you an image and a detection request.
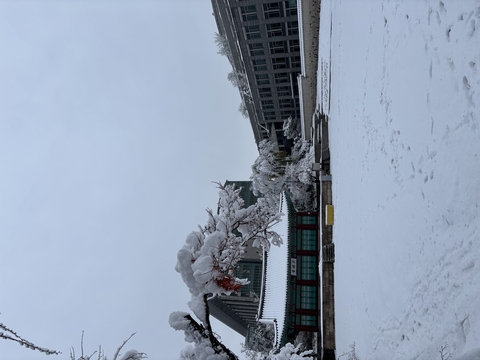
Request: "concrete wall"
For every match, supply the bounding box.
[298,0,320,141]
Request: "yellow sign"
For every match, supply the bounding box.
[325,205,334,225]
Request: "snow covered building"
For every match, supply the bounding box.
[211,0,302,151]
[257,192,320,347]
[209,181,321,348]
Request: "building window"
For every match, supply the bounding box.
[299,229,317,250]
[274,72,289,84]
[291,55,301,68]
[279,98,292,108]
[271,57,289,70]
[263,3,282,19]
[266,23,284,37]
[277,86,291,97]
[300,285,317,309]
[287,21,299,35]
[245,25,261,40]
[289,39,300,53]
[264,115,277,121]
[241,5,258,21]
[252,59,267,72]
[263,111,276,117]
[258,87,272,98]
[300,256,317,280]
[234,261,262,296]
[269,41,286,54]
[300,216,317,224]
[261,100,274,110]
[296,314,317,327]
[249,43,264,56]
[256,73,270,85]
[285,0,298,16]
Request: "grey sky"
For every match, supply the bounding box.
[0,1,256,358]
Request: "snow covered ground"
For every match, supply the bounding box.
[318,0,480,359]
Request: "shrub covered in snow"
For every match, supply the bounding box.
[251,134,315,212]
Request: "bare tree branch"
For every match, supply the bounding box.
[112,333,136,360]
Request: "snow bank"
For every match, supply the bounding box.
[319,0,480,358]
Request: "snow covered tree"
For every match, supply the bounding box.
[284,139,316,211]
[251,137,315,212]
[241,342,317,360]
[227,70,252,102]
[251,139,290,209]
[238,101,249,119]
[175,182,283,298]
[214,33,253,115]
[282,117,301,141]
[241,323,275,359]
[266,343,317,360]
[170,182,283,360]
[214,32,233,65]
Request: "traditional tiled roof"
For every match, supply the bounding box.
[257,193,290,347]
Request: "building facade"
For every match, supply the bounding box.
[211,0,302,151]
[257,194,320,347]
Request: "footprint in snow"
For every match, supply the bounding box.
[468,19,476,37]
[438,1,446,12]
[448,58,455,70]
[463,76,474,105]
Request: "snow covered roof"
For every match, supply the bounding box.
[257,193,290,347]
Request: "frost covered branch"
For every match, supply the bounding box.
[175,182,283,309]
[214,32,253,117]
[251,133,315,211]
[69,332,147,360]
[171,182,287,359]
[214,32,233,65]
[0,321,61,355]
[169,306,238,360]
[267,343,317,359]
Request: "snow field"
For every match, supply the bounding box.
[318,0,480,359]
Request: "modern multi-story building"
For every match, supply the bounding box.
[211,0,302,151]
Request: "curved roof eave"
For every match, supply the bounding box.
[258,193,290,347]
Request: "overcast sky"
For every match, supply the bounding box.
[0,1,257,359]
